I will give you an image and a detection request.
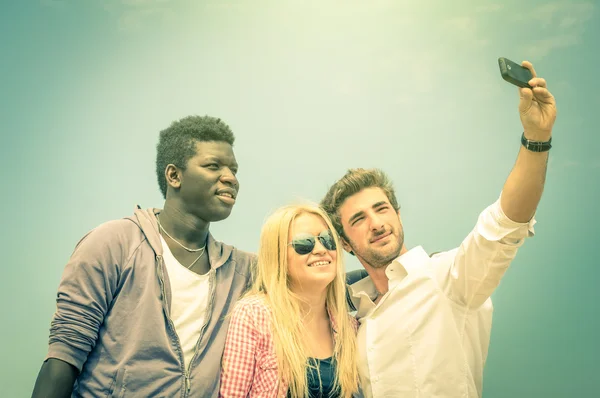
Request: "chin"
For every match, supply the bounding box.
[316,271,337,286]
[381,242,401,258]
[204,208,233,222]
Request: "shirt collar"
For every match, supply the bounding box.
[385,245,430,279]
[349,274,378,299]
[349,245,431,298]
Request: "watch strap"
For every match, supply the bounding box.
[521,132,552,152]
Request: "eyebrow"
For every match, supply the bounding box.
[372,201,388,209]
[202,157,238,168]
[348,211,365,225]
[348,201,389,225]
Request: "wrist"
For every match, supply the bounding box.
[521,132,552,152]
[523,129,552,142]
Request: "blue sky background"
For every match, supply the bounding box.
[1,1,598,397]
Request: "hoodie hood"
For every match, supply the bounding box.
[128,206,234,270]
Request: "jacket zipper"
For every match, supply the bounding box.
[156,255,189,398]
[183,268,217,396]
[157,255,218,397]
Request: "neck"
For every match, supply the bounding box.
[158,201,210,250]
[359,244,408,296]
[293,287,329,323]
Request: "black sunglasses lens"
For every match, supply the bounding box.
[292,236,315,255]
[291,231,336,255]
[319,231,336,251]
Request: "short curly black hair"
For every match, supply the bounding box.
[156,115,235,198]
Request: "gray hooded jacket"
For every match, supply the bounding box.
[46,207,256,397]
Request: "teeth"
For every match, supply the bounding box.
[219,193,233,198]
[309,261,329,267]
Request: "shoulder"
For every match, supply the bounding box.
[233,248,257,261]
[227,248,257,283]
[428,248,459,265]
[234,295,271,317]
[231,248,258,268]
[84,218,141,240]
[230,294,272,330]
[210,238,257,273]
[235,294,270,314]
[71,217,144,257]
[216,247,256,286]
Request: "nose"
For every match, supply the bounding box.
[220,168,238,187]
[369,214,384,232]
[312,239,327,255]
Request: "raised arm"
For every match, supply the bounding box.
[500,61,556,222]
[31,221,124,397]
[436,61,556,308]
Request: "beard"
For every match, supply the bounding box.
[352,227,405,269]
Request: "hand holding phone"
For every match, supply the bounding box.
[498,57,533,88]
[498,59,556,141]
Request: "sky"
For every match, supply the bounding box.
[1,0,598,397]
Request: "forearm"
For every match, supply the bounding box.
[31,358,78,398]
[501,145,549,223]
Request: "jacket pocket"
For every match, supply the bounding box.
[106,368,127,398]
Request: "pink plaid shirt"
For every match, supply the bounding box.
[219,295,356,397]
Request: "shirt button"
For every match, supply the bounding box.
[369,346,375,352]
[373,376,380,383]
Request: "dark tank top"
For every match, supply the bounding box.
[287,356,340,398]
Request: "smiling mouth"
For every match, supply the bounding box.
[371,232,391,243]
[308,261,330,268]
[216,192,236,205]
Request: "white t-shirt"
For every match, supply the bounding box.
[160,236,211,371]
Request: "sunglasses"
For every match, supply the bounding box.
[289,230,337,255]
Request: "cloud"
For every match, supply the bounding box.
[444,16,476,34]
[442,16,489,48]
[523,34,580,60]
[440,1,594,59]
[475,4,504,13]
[527,2,594,28]
[94,0,177,31]
[516,2,595,58]
[117,7,175,31]
[559,16,579,29]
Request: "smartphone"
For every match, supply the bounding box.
[498,57,533,88]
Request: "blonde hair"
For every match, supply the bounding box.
[248,203,358,397]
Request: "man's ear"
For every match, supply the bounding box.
[341,237,354,256]
[165,164,182,190]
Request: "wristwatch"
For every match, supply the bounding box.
[521,132,552,152]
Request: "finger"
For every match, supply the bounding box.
[521,60,537,78]
[519,86,534,113]
[532,87,555,104]
[529,77,547,88]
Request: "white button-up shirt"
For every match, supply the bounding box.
[349,198,536,398]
